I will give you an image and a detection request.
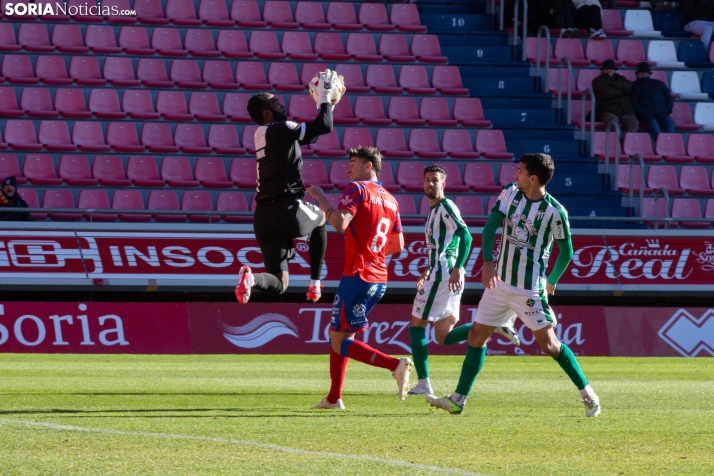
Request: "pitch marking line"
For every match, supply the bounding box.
[0,418,489,476]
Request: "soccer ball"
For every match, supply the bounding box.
[308,70,346,108]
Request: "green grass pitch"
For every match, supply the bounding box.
[0,354,712,475]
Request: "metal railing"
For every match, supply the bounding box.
[620,153,645,216]
[579,88,596,157]
[603,120,621,186]
[556,56,574,124]
[534,25,551,93]
[651,187,671,229]
[512,0,528,61]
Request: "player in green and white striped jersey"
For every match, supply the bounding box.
[427,154,600,417]
[407,166,519,397]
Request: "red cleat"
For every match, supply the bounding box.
[306,284,323,302]
[235,266,253,304]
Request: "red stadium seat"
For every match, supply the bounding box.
[88,89,125,119]
[230,158,257,189]
[69,56,106,85]
[593,131,628,160]
[419,97,456,126]
[185,29,220,57]
[156,91,193,121]
[59,155,98,185]
[672,199,709,229]
[342,127,374,150]
[525,37,554,65]
[476,130,513,159]
[170,59,207,88]
[0,23,21,52]
[72,122,110,152]
[0,87,23,117]
[39,120,75,151]
[454,195,486,225]
[547,68,578,97]
[376,161,400,192]
[358,3,394,31]
[18,24,54,52]
[388,97,425,126]
[554,39,590,66]
[396,161,425,191]
[103,0,135,24]
[235,61,270,90]
[268,62,304,91]
[394,195,421,224]
[208,124,245,154]
[134,0,169,24]
[300,63,324,86]
[174,124,211,154]
[21,87,57,118]
[706,199,714,220]
[198,0,233,27]
[118,26,154,55]
[585,39,619,67]
[231,0,266,27]
[576,69,601,92]
[671,102,701,131]
[498,162,519,187]
[127,155,164,186]
[442,129,479,159]
[149,190,187,222]
[326,3,361,30]
[333,98,359,125]
[183,190,219,222]
[0,154,25,183]
[52,24,88,53]
[314,32,350,61]
[623,133,661,162]
[433,161,468,191]
[302,160,333,189]
[453,98,491,127]
[616,39,651,67]
[19,188,46,221]
[602,9,630,36]
[647,165,685,195]
[107,122,144,152]
[203,60,238,89]
[432,66,469,95]
[113,190,151,222]
[617,164,651,193]
[347,33,382,62]
[2,55,39,84]
[152,27,187,56]
[6,120,42,150]
[93,155,131,186]
[161,156,199,187]
[282,31,318,60]
[410,34,447,63]
[44,189,81,221]
[334,63,370,93]
[263,0,298,29]
[295,2,330,29]
[137,58,174,87]
[465,163,500,192]
[189,92,225,121]
[166,0,201,26]
[217,191,250,223]
[390,4,426,32]
[679,166,714,196]
[195,157,232,188]
[687,134,714,163]
[655,133,693,163]
[377,129,412,158]
[142,123,179,153]
[365,64,403,94]
[310,130,346,157]
[23,154,62,184]
[329,160,350,189]
[78,190,117,222]
[241,125,258,154]
[216,30,252,59]
[409,129,447,159]
[67,0,102,21]
[354,96,391,125]
[379,34,415,62]
[287,95,317,122]
[122,90,160,119]
[36,55,72,85]
[399,65,436,94]
[249,31,286,59]
[103,57,140,86]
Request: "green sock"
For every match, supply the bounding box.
[443,323,472,346]
[454,345,486,396]
[554,343,589,390]
[409,326,429,380]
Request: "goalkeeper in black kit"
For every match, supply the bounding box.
[236,70,346,304]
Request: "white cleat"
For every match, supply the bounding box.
[583,393,601,417]
[407,381,434,396]
[425,394,464,414]
[392,357,412,400]
[494,324,521,346]
[312,398,345,410]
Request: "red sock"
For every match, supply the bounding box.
[327,349,348,404]
[345,340,399,371]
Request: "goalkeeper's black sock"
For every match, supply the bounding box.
[308,224,326,281]
[252,273,285,295]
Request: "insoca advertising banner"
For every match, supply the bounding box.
[1,231,713,291]
[1,302,711,357]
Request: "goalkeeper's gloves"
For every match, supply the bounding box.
[316,69,337,105]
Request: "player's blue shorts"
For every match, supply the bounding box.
[331,275,387,333]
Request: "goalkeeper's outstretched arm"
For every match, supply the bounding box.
[301,103,333,145]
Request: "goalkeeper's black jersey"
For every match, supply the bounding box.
[253,104,333,203]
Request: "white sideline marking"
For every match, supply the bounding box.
[0,418,488,476]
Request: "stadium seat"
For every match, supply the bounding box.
[693,103,714,130]
[21,88,56,118]
[547,68,577,97]
[390,3,426,32]
[241,125,258,154]
[454,195,486,225]
[156,91,193,121]
[653,9,688,37]
[122,90,159,119]
[107,122,144,152]
[359,3,394,31]
[647,40,684,68]
[203,60,238,89]
[85,25,121,53]
[18,188,46,221]
[678,40,714,68]
[44,189,81,221]
[432,162,468,191]
[231,0,266,27]
[208,124,244,154]
[354,96,391,125]
[641,197,670,227]
[127,155,163,186]
[326,3,361,30]
[379,34,414,62]
[134,0,169,24]
[151,27,187,56]
[137,58,174,87]
[328,160,350,189]
[647,165,685,195]
[670,72,708,100]
[52,24,88,53]
[118,26,154,55]
[498,162,519,187]
[525,37,554,65]
[601,9,630,36]
[334,63,370,93]
[18,23,54,52]
[235,61,270,90]
[302,160,333,189]
[388,97,425,126]
[396,161,425,192]
[585,39,619,67]
[149,190,186,222]
[409,129,447,159]
[216,30,252,59]
[576,69,601,92]
[93,155,131,186]
[217,191,250,223]
[419,97,457,126]
[230,158,257,188]
[78,190,116,222]
[310,130,346,157]
[161,156,199,187]
[39,120,76,151]
[113,190,151,222]
[183,190,219,222]
[655,133,692,163]
[174,124,211,154]
[5,120,42,150]
[0,154,24,183]
[671,102,700,131]
[453,98,491,127]
[0,23,21,52]
[89,89,125,119]
[616,39,651,67]
[399,65,436,94]
[365,64,403,94]
[166,0,201,26]
[432,66,469,95]
[395,195,420,224]
[375,161,400,192]
[300,63,324,86]
[198,0,233,27]
[73,122,110,152]
[295,1,330,29]
[103,57,140,86]
[287,94,317,123]
[554,39,590,66]
[59,155,97,185]
[624,10,661,37]
[221,93,250,122]
[281,31,317,61]
[268,62,304,91]
[103,0,136,24]
[263,0,298,29]
[314,32,350,61]
[623,133,661,162]
[418,195,432,215]
[194,157,232,188]
[35,55,71,85]
[476,130,513,159]
[142,123,179,153]
[249,31,286,59]
[616,164,650,193]
[68,0,102,21]
[464,163,500,192]
[342,127,374,150]
[706,199,714,220]
[184,29,220,57]
[679,166,714,196]
[672,198,709,229]
[346,33,382,62]
[69,56,106,86]
[687,134,714,163]
[376,128,412,158]
[332,99,359,125]
[702,71,714,98]
[189,92,225,121]
[0,87,23,117]
[23,154,61,184]
[442,129,479,159]
[170,59,207,88]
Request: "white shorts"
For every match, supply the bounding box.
[412,275,462,322]
[475,280,557,331]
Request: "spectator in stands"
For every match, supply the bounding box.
[592,60,639,133]
[679,0,714,53]
[529,0,573,37]
[630,62,675,139]
[0,176,32,221]
[571,0,606,39]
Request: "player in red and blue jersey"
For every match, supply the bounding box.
[307,147,413,409]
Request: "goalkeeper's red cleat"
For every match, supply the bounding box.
[235,266,254,304]
[306,284,323,302]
